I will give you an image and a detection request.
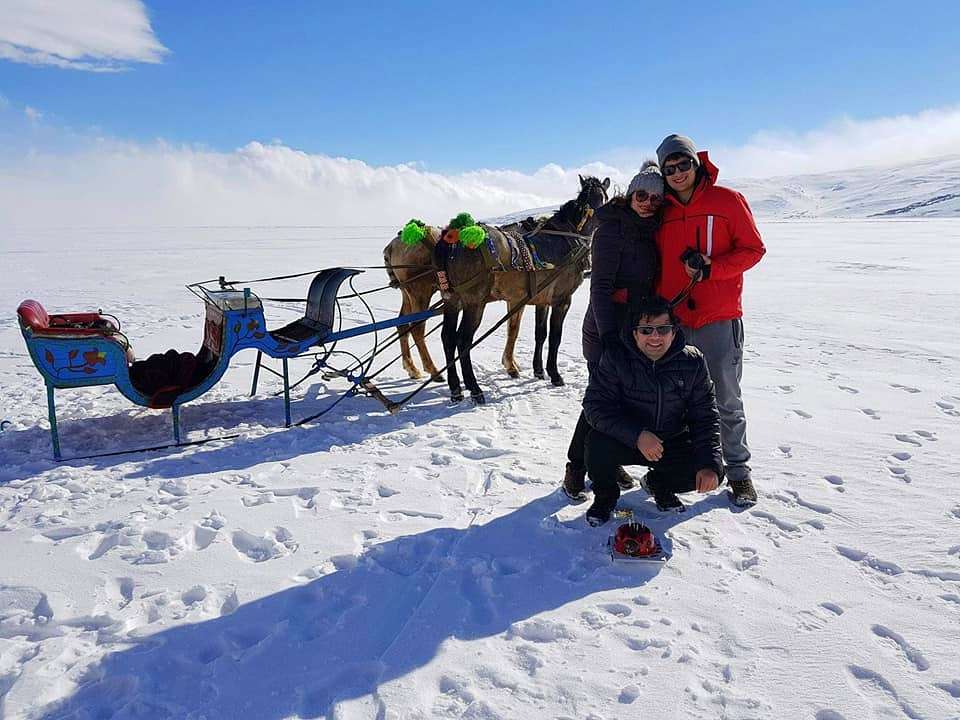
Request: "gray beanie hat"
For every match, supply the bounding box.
[656,134,699,167]
[626,160,664,196]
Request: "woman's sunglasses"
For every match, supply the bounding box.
[634,324,675,336]
[633,190,663,205]
[663,158,695,177]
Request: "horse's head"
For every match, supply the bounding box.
[573,175,610,233]
[577,174,611,212]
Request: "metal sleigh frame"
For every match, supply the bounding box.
[16,267,436,460]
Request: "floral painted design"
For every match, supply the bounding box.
[41,347,112,378]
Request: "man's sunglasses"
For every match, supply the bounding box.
[663,158,695,177]
[633,190,663,205]
[635,324,675,336]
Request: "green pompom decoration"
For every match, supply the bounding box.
[448,212,476,230]
[400,219,426,246]
[459,225,486,249]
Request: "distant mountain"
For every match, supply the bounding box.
[733,154,960,219]
[490,155,960,223]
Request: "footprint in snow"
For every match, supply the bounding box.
[847,665,922,719]
[895,433,922,447]
[937,397,960,417]
[914,429,936,441]
[790,409,813,419]
[860,408,880,420]
[871,624,930,671]
[886,465,911,483]
[231,527,297,563]
[823,474,844,493]
[777,444,792,458]
[890,383,921,393]
[838,385,860,394]
[834,545,903,577]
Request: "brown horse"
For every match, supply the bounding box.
[382,225,445,382]
[382,223,549,383]
[436,175,610,403]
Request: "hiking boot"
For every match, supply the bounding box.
[562,462,588,504]
[653,490,685,513]
[640,472,685,513]
[729,478,758,507]
[615,466,636,491]
[585,504,611,527]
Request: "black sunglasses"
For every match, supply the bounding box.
[635,324,675,336]
[633,190,663,205]
[663,158,695,177]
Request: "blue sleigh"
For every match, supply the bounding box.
[17,268,435,459]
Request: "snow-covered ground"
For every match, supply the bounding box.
[1,219,959,720]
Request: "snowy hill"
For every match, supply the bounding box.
[487,154,960,223]
[735,154,960,219]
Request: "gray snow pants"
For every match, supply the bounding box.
[682,318,752,482]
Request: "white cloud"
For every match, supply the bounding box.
[601,106,960,180]
[2,104,959,229]
[24,106,42,122]
[0,0,167,72]
[0,138,623,229]
[714,106,960,179]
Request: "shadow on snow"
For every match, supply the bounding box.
[37,492,726,719]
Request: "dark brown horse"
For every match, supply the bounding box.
[435,175,609,403]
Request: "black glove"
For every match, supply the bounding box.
[698,262,711,281]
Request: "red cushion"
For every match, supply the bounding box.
[17,300,50,330]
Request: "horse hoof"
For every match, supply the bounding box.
[451,391,464,403]
[507,369,520,379]
[471,392,486,405]
[431,373,445,383]
[550,376,565,387]
[533,370,545,380]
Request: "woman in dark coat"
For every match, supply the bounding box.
[563,160,664,502]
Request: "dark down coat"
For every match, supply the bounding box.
[582,201,660,366]
[582,326,723,475]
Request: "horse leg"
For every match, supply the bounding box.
[441,305,463,402]
[413,318,444,383]
[533,305,548,380]
[410,285,443,382]
[398,292,422,379]
[501,305,524,379]
[458,302,487,405]
[547,297,572,387]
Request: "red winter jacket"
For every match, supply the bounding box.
[656,151,765,329]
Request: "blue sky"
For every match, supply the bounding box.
[3,0,959,173]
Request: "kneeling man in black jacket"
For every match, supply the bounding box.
[582,295,723,525]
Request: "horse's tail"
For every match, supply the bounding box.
[384,235,402,288]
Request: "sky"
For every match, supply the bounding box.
[1,0,960,227]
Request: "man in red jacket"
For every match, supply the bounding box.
[655,134,766,507]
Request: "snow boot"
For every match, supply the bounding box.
[615,466,636,491]
[729,478,758,507]
[562,462,589,504]
[639,472,686,513]
[653,491,685,513]
[585,504,611,527]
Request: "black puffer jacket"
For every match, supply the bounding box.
[582,326,723,475]
[582,201,660,365]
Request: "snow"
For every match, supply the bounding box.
[1,215,959,719]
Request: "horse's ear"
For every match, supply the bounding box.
[602,177,611,191]
[579,174,585,186]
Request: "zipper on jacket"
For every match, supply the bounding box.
[653,363,663,429]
